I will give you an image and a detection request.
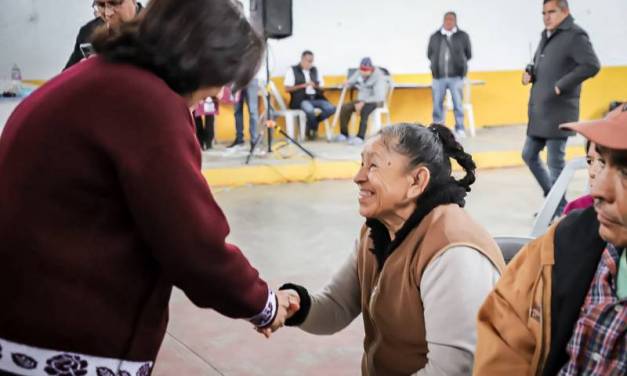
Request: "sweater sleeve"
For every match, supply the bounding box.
[298,240,362,334]
[555,30,600,92]
[371,73,388,104]
[464,32,472,61]
[346,71,360,87]
[413,246,501,376]
[105,91,270,320]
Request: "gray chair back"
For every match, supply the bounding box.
[495,236,534,264]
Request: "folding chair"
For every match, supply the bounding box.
[267,81,307,141]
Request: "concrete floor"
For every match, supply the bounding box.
[200,125,586,169]
[153,166,588,375]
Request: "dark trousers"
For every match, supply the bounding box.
[339,101,378,139]
[194,114,215,150]
[522,135,568,215]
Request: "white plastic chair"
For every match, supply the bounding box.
[350,75,394,137]
[494,236,534,264]
[267,81,307,141]
[530,157,588,237]
[369,79,394,135]
[312,108,332,141]
[444,78,476,136]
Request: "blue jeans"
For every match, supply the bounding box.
[432,77,464,131]
[300,99,335,132]
[522,136,568,214]
[234,79,259,142]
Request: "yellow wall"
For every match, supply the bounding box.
[213,66,627,142]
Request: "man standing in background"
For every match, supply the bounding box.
[65,0,142,70]
[427,11,472,140]
[522,0,600,216]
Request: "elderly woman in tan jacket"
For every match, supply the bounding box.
[280,123,506,375]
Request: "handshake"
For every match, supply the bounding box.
[256,289,300,338]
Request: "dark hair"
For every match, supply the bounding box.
[92,0,265,94]
[366,123,477,269]
[597,145,627,169]
[301,50,314,58]
[379,123,476,207]
[544,0,569,10]
[444,11,457,19]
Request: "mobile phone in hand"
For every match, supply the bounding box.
[79,43,96,58]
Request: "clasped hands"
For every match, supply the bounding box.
[256,289,300,338]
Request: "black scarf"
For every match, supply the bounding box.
[542,207,606,376]
[365,184,465,270]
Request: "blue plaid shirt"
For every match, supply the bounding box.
[558,244,626,375]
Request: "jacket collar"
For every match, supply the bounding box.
[544,14,574,38]
[542,206,606,376]
[557,14,574,31]
[365,183,466,270]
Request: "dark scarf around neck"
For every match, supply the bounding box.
[365,184,465,270]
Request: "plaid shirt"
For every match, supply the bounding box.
[559,244,626,375]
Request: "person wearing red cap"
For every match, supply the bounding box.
[337,57,388,145]
[474,105,627,375]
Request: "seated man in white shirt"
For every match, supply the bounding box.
[284,50,335,140]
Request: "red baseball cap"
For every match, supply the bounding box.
[560,104,627,150]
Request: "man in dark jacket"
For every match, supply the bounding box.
[427,11,471,139]
[475,105,627,375]
[522,0,600,215]
[283,51,335,140]
[64,0,143,70]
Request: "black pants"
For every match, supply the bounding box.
[194,114,215,149]
[339,101,379,139]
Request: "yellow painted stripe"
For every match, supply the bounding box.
[202,146,586,187]
[23,66,627,142]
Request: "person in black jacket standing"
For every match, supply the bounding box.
[283,51,335,140]
[522,0,600,216]
[427,11,471,140]
[64,0,143,70]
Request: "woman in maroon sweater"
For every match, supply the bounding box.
[0,0,293,374]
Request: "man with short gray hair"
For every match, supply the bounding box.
[522,0,600,216]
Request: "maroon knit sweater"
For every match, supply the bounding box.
[0,57,269,361]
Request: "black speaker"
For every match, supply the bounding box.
[250,0,293,40]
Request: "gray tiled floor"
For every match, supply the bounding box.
[154,167,589,375]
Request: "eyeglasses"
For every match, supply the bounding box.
[92,0,125,13]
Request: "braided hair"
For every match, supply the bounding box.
[367,123,477,269]
[379,122,476,207]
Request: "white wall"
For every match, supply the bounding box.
[1,0,626,80]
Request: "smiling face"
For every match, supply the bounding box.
[591,147,627,247]
[353,136,428,230]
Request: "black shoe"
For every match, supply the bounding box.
[306,130,318,141]
[227,139,244,149]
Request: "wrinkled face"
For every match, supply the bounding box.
[591,147,627,247]
[586,142,602,190]
[353,136,420,222]
[300,54,314,70]
[97,0,137,28]
[543,1,569,31]
[443,14,457,31]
